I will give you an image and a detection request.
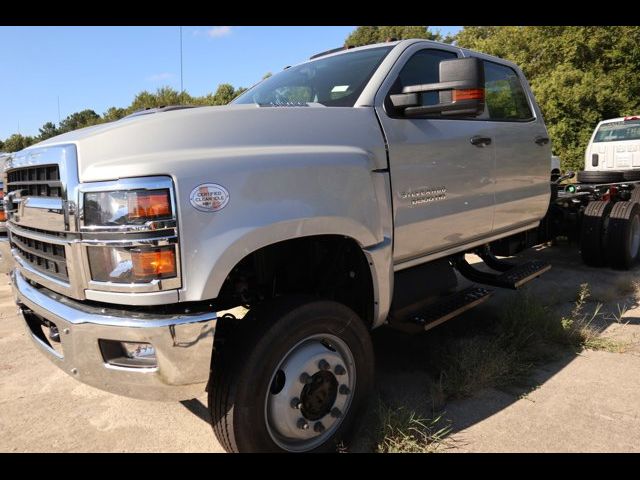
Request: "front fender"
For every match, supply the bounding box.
[174,149,392,313]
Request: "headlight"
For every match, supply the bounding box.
[81,177,180,290]
[84,189,172,226]
[87,245,177,283]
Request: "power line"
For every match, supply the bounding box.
[180,26,184,104]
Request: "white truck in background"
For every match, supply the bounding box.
[533,116,640,270]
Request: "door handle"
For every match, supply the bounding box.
[534,136,550,145]
[470,136,492,147]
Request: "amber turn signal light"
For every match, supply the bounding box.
[453,88,485,101]
[0,211,6,222]
[131,247,177,281]
[128,190,171,220]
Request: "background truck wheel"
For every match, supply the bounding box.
[632,188,640,203]
[209,297,374,453]
[623,170,640,182]
[606,201,640,270]
[576,170,624,183]
[580,201,613,267]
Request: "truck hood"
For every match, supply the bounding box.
[28,104,388,181]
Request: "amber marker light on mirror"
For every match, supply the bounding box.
[452,88,485,101]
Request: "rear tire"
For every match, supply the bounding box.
[606,201,640,270]
[577,170,624,184]
[630,188,640,203]
[580,201,613,267]
[209,297,374,453]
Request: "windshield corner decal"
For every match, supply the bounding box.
[190,183,229,212]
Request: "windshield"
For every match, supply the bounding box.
[233,46,393,108]
[594,120,640,142]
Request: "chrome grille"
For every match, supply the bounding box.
[11,232,68,282]
[6,165,62,198]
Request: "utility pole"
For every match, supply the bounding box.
[57,96,61,124]
[180,26,184,104]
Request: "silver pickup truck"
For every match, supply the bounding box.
[4,39,552,452]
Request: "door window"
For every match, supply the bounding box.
[483,61,534,121]
[386,49,458,112]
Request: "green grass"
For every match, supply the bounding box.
[429,283,629,401]
[373,400,451,453]
[365,282,631,452]
[558,283,630,353]
[429,293,559,400]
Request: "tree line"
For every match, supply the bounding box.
[3,26,640,172]
[0,83,247,153]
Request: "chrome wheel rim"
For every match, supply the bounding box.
[264,333,356,452]
[630,214,640,258]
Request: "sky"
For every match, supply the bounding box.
[0,26,461,140]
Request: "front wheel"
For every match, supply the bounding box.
[209,298,374,452]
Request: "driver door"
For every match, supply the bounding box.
[375,45,496,264]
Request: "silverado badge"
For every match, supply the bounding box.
[190,183,229,212]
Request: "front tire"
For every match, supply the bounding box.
[209,297,374,452]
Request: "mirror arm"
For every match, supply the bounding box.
[389,93,419,108]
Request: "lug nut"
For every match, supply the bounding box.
[334,365,346,376]
[314,422,325,433]
[297,418,309,430]
[318,359,330,371]
[330,407,342,418]
[299,372,312,384]
[290,397,301,409]
[339,384,350,395]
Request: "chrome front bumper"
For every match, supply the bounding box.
[12,270,216,401]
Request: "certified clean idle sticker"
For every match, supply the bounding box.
[190,183,229,212]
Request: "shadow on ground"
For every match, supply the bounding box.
[349,243,640,452]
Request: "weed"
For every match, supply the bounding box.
[559,283,628,352]
[374,400,451,453]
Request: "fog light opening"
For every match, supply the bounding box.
[99,339,158,369]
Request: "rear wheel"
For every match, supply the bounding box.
[580,201,613,267]
[577,170,624,184]
[630,187,640,203]
[606,201,640,270]
[209,297,374,452]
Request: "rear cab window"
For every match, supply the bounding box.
[593,120,640,142]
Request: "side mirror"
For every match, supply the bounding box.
[390,57,485,117]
